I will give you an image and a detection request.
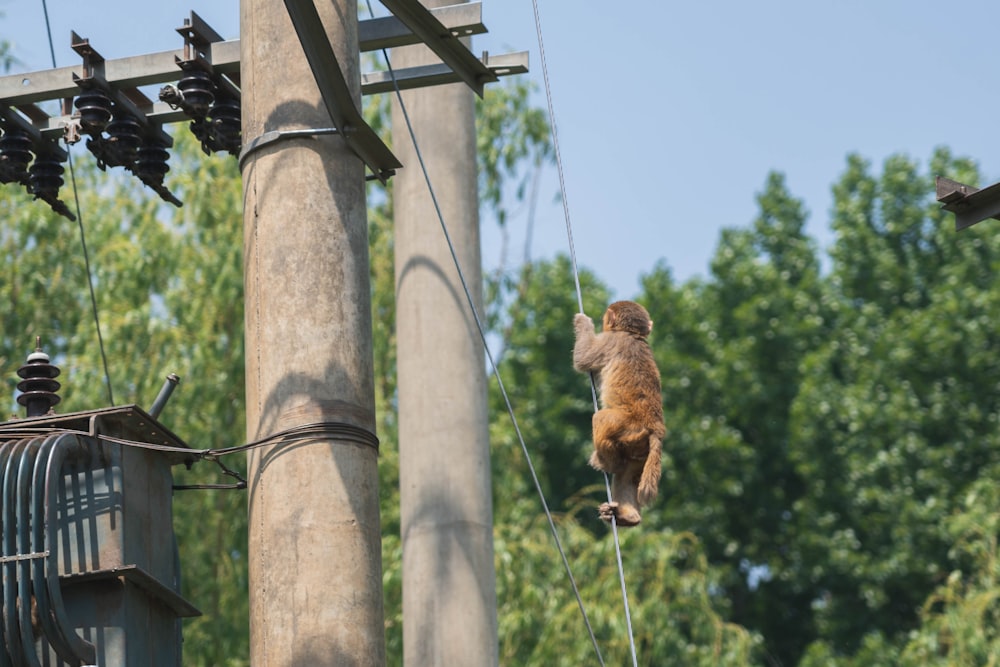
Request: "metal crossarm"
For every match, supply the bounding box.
[361,1,487,51]
[362,51,527,95]
[379,0,497,97]
[936,176,1000,231]
[0,6,524,144]
[0,3,529,210]
[283,0,402,183]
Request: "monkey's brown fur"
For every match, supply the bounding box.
[573,301,665,527]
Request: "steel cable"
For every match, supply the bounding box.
[528,1,639,664]
[40,0,115,407]
[363,2,606,663]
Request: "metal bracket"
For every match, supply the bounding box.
[238,127,339,170]
[361,1,487,51]
[172,11,242,101]
[283,0,402,184]
[936,176,1000,231]
[378,0,497,97]
[362,50,528,95]
[0,550,48,564]
[0,6,526,138]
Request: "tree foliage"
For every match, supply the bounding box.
[479,145,1000,665]
[5,23,1000,662]
[786,149,1000,662]
[0,128,248,666]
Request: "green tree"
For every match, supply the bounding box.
[162,138,249,667]
[609,148,1000,665]
[899,474,1000,666]
[496,516,762,666]
[0,125,249,666]
[0,21,17,73]
[634,172,829,663]
[787,148,1000,663]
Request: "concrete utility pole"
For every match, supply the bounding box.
[241,0,385,665]
[391,0,500,663]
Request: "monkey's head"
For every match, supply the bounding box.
[603,301,653,338]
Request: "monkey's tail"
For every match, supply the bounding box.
[637,434,662,507]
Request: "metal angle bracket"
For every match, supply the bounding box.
[177,10,226,60]
[379,0,497,97]
[360,1,487,51]
[361,50,528,95]
[283,0,401,184]
[69,32,173,149]
[173,11,242,98]
[936,176,1000,231]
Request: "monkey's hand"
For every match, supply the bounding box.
[573,313,593,336]
[572,313,602,372]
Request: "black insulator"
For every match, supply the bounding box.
[176,70,215,118]
[189,118,212,155]
[27,155,65,199]
[105,114,143,165]
[0,131,33,184]
[73,88,113,134]
[135,144,170,184]
[16,340,61,418]
[209,99,241,154]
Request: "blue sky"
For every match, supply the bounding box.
[4,1,1000,299]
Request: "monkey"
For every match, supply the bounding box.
[573,300,665,527]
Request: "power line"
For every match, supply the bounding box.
[39,0,115,407]
[528,0,639,664]
[364,2,606,663]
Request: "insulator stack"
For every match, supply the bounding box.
[161,64,240,156]
[16,339,61,418]
[134,140,182,206]
[25,151,75,220]
[188,118,211,155]
[27,154,65,199]
[72,85,183,207]
[73,87,113,134]
[175,70,215,117]
[209,98,241,154]
[135,143,171,185]
[105,114,143,166]
[0,131,33,184]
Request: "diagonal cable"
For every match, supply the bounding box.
[40,0,115,406]
[367,2,605,663]
[528,1,638,664]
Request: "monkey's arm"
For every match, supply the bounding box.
[572,313,608,372]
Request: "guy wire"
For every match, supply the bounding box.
[40,0,115,406]
[528,1,639,664]
[364,2,606,663]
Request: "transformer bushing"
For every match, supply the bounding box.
[16,341,61,417]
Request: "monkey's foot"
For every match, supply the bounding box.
[598,502,641,527]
